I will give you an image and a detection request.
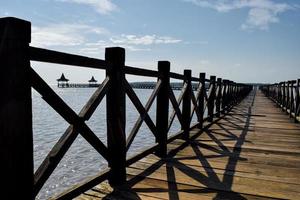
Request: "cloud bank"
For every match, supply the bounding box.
[57,0,117,14]
[184,0,295,30]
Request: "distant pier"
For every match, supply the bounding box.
[57,74,100,88]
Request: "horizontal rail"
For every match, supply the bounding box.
[170,72,185,80]
[124,65,159,77]
[30,46,107,69]
[191,77,200,82]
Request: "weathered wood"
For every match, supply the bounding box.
[0,17,33,200]
[33,76,110,195]
[169,72,185,80]
[261,79,300,123]
[124,65,159,77]
[30,46,107,69]
[296,79,300,122]
[168,87,185,127]
[105,47,127,186]
[215,78,222,117]
[79,90,300,200]
[124,79,158,140]
[155,61,170,157]
[31,69,109,160]
[190,82,202,123]
[221,79,228,113]
[54,169,110,200]
[182,70,192,140]
[207,76,216,122]
[126,80,162,151]
[198,73,206,128]
[168,83,187,131]
[1,17,257,200]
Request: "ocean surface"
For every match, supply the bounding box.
[32,87,199,199]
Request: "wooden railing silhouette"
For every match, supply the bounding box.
[260,80,300,122]
[0,17,252,200]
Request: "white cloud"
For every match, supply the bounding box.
[81,39,151,54]
[110,34,182,45]
[199,60,210,65]
[184,0,295,30]
[31,24,107,47]
[57,0,117,14]
[242,8,279,30]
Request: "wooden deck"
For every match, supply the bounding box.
[77,89,300,200]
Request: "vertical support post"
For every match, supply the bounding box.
[215,78,222,117]
[233,82,237,104]
[295,79,300,122]
[289,81,294,118]
[197,73,205,129]
[221,80,228,113]
[0,17,33,199]
[105,47,126,186]
[182,69,192,140]
[278,83,282,105]
[228,81,233,106]
[287,81,290,115]
[155,61,170,157]
[207,76,216,122]
[282,82,286,112]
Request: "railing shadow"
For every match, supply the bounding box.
[96,91,256,199]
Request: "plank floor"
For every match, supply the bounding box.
[77,89,300,200]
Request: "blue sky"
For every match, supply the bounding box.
[1,0,300,84]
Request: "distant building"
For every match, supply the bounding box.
[57,73,69,88]
[88,76,98,87]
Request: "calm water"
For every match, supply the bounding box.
[33,87,199,199]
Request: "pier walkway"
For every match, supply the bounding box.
[1,17,299,200]
[77,90,300,200]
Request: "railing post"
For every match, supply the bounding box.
[197,73,205,129]
[0,17,33,199]
[155,61,170,157]
[221,79,228,113]
[105,47,126,186]
[215,78,222,117]
[207,76,216,122]
[278,83,282,105]
[287,81,290,115]
[282,82,286,112]
[289,81,294,118]
[182,69,192,140]
[228,81,234,106]
[295,79,300,122]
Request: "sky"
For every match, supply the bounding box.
[1,0,300,84]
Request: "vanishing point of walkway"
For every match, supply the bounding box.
[77,90,300,200]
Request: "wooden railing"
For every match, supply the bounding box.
[0,17,252,200]
[260,80,300,122]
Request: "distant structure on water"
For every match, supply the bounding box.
[57,73,100,88]
[57,73,204,90]
[57,73,69,88]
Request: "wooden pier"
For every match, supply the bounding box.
[0,17,299,200]
[75,89,300,200]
